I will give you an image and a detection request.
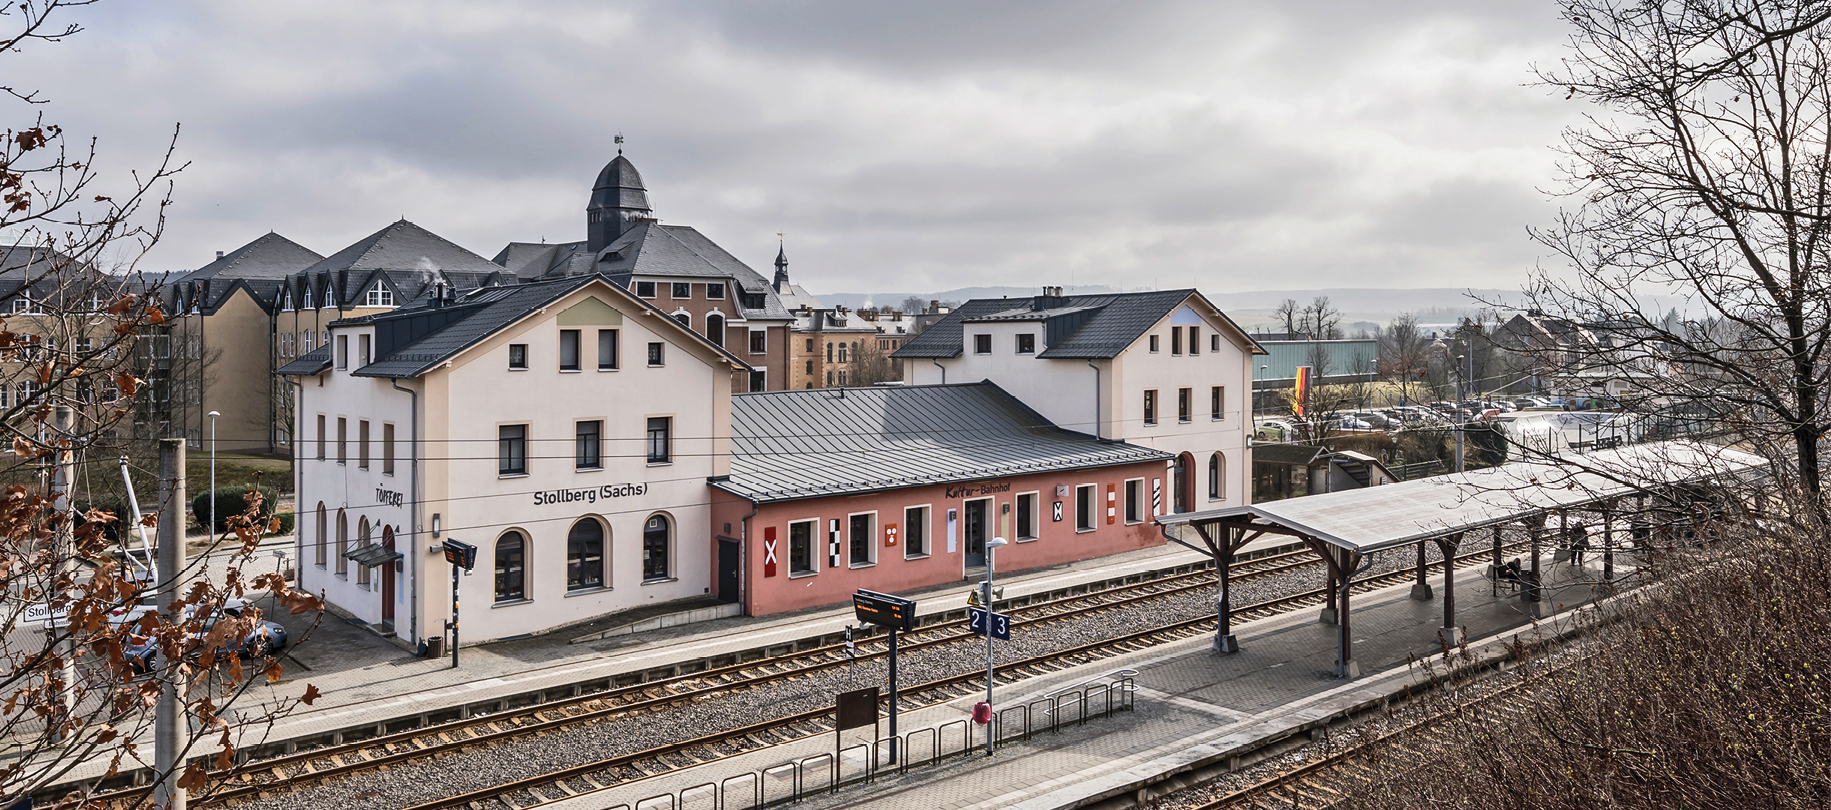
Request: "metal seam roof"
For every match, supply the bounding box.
[1159,440,1768,555]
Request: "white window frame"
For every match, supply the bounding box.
[1014,491,1040,541]
[847,510,877,568]
[788,518,819,577]
[1074,484,1096,532]
[365,285,395,307]
[903,504,931,560]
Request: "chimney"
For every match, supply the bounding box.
[432,278,448,308]
[928,299,939,314]
[215,250,224,261]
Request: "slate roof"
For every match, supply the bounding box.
[492,222,792,320]
[300,219,502,279]
[277,343,331,376]
[320,273,747,379]
[894,289,1264,360]
[714,382,1173,504]
[176,233,322,283]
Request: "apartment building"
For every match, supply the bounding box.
[895,288,1266,510]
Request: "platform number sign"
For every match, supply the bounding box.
[967,607,1011,640]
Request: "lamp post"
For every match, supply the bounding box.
[1256,364,1267,419]
[207,410,220,537]
[983,535,1008,757]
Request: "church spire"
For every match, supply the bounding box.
[772,236,790,293]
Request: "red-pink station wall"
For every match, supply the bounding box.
[713,461,1169,616]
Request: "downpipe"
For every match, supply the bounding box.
[390,378,420,648]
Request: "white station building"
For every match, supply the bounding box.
[281,274,747,647]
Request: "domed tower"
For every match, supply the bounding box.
[587,154,653,252]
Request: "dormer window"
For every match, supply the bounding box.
[303,290,314,309]
[365,286,395,307]
[281,290,294,311]
[10,296,29,315]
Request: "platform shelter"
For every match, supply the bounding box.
[1158,439,1769,677]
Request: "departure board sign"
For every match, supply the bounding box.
[442,539,478,571]
[853,589,917,632]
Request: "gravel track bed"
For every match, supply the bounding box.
[232,536,1492,810]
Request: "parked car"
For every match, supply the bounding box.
[125,599,288,674]
[1254,419,1304,443]
[1322,415,1373,431]
[1350,411,1395,429]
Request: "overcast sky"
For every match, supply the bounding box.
[19,1,1581,294]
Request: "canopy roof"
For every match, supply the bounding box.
[1161,440,1767,554]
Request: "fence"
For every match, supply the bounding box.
[596,675,1136,810]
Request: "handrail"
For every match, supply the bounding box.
[1041,667,1138,699]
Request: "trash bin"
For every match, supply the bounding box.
[426,635,445,658]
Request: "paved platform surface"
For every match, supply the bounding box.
[554,550,1631,810]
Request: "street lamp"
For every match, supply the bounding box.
[207,411,220,537]
[982,535,1008,757]
[1256,364,1267,419]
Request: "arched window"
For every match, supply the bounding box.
[335,510,349,576]
[315,503,327,567]
[1208,452,1224,501]
[838,343,848,363]
[705,313,725,347]
[673,312,690,328]
[567,518,605,590]
[495,531,526,603]
[356,517,372,587]
[643,514,671,581]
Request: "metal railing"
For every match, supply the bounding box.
[596,674,1137,810]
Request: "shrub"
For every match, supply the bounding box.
[191,485,279,534]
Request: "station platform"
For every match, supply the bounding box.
[548,550,1632,810]
[34,533,1266,788]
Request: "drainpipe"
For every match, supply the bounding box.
[931,358,946,384]
[288,378,306,588]
[390,378,420,647]
[736,499,760,615]
[1086,359,1102,440]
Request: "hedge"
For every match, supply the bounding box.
[192,485,280,533]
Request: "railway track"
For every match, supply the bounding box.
[88,540,1519,809]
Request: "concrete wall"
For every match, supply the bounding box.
[717,461,1166,616]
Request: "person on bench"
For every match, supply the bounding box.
[1569,523,1591,566]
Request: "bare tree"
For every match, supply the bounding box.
[897,296,927,315]
[0,3,322,808]
[1379,313,1434,406]
[1273,298,1300,338]
[1505,0,1831,512]
[849,335,901,386]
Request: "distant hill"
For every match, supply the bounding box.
[821,286,1521,330]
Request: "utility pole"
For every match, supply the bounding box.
[49,405,74,737]
[155,438,187,810]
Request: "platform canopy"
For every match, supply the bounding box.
[1160,439,1768,555]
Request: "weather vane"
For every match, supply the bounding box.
[615,133,624,155]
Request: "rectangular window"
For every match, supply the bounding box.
[904,506,929,557]
[1149,334,1160,353]
[1172,328,1183,355]
[805,338,815,352]
[1075,484,1094,531]
[358,334,371,366]
[646,416,671,464]
[749,369,767,392]
[382,423,396,475]
[849,512,874,566]
[1125,479,1142,524]
[749,329,766,354]
[1211,386,1224,420]
[671,282,692,299]
[576,420,602,469]
[358,420,370,469]
[499,424,527,475]
[1016,492,1037,540]
[790,520,816,575]
[316,415,326,460]
[636,281,657,298]
[1144,389,1158,426]
[648,342,664,367]
[1016,333,1035,354]
[1189,326,1201,355]
[973,334,992,354]
[508,343,528,369]
[596,329,619,370]
[1179,387,1192,423]
[336,335,348,369]
[559,329,581,370]
[336,417,347,464]
[805,359,813,374]
[1211,334,1220,352]
[707,282,726,299]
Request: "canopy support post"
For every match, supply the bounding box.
[1438,533,1463,645]
[1524,515,1546,618]
[1410,540,1433,601]
[1602,499,1616,584]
